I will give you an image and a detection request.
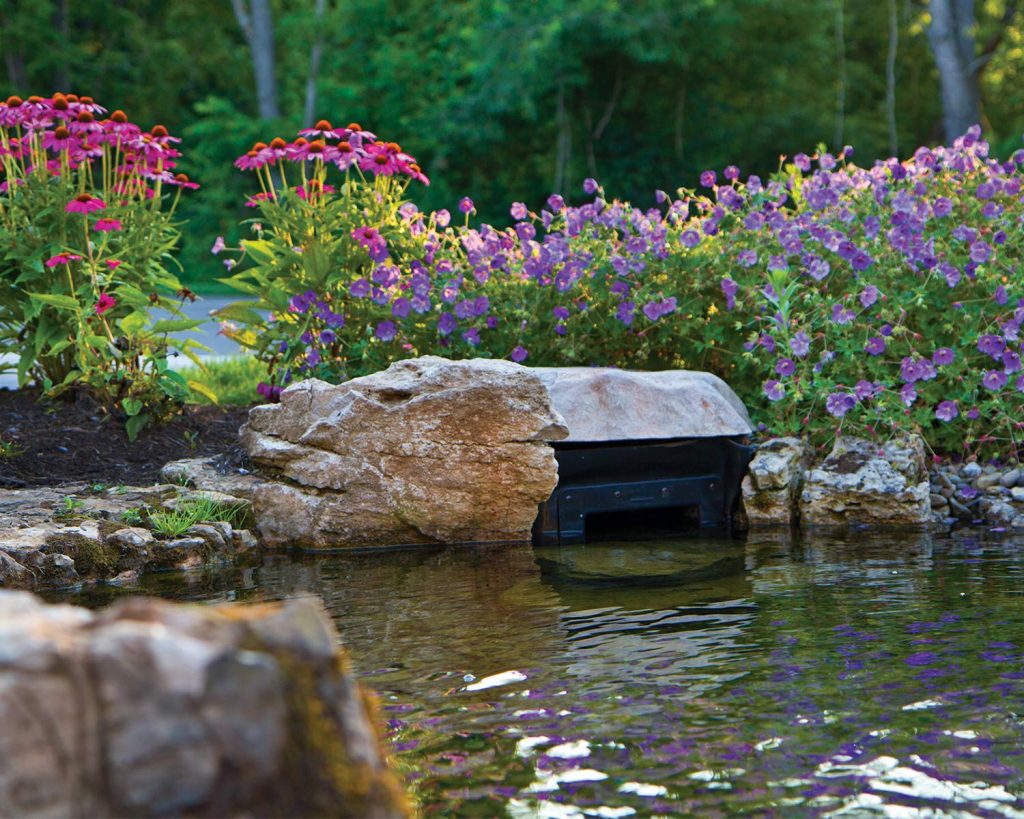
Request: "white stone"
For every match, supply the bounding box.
[530,367,751,442]
[800,436,931,527]
[741,437,812,527]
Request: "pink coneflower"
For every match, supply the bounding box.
[42,125,78,152]
[93,218,123,232]
[95,293,116,315]
[66,194,105,214]
[299,119,345,140]
[45,253,83,268]
[234,149,264,171]
[68,110,103,135]
[358,142,399,176]
[169,173,199,190]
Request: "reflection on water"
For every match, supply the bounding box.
[50,531,1024,816]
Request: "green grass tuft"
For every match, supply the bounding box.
[180,355,265,406]
[148,496,248,538]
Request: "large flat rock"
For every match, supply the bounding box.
[239,357,569,548]
[530,367,752,442]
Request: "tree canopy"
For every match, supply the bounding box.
[1,0,1021,287]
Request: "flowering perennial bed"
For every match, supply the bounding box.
[2,92,1022,458]
[215,124,1023,457]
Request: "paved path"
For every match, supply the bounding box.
[0,295,254,390]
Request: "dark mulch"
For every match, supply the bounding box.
[0,389,253,488]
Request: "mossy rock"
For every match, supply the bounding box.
[42,533,120,579]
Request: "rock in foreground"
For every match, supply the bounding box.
[800,436,931,528]
[239,357,569,548]
[0,591,407,818]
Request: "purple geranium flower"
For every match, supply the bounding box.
[700,170,717,187]
[458,197,474,214]
[825,391,856,418]
[510,201,528,220]
[900,383,917,406]
[437,312,456,335]
[983,370,1007,390]
[978,334,1006,358]
[932,347,955,366]
[764,380,785,401]
[583,178,599,195]
[375,320,397,342]
[510,345,528,363]
[865,337,886,356]
[721,277,738,311]
[935,401,958,422]
[859,285,879,308]
[790,331,810,358]
[775,357,796,377]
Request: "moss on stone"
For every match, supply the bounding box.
[42,533,119,578]
[272,650,409,818]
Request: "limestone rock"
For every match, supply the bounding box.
[0,591,407,818]
[239,357,569,548]
[531,367,752,442]
[741,437,812,526]
[0,550,31,588]
[800,436,931,528]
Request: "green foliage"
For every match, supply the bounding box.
[148,495,247,539]
[180,355,265,406]
[0,94,207,438]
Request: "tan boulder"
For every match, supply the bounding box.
[239,357,569,548]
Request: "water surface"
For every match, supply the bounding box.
[54,531,1024,816]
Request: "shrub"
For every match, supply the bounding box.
[0,93,209,438]
[217,120,1024,457]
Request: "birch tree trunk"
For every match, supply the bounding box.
[926,0,981,141]
[231,0,281,120]
[303,0,327,127]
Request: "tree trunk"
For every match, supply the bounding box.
[554,79,571,194]
[53,0,70,91]
[303,0,327,127]
[834,0,846,149]
[885,0,899,156]
[926,0,981,141]
[231,0,281,120]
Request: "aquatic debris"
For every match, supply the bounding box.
[546,739,591,759]
[527,768,610,792]
[618,781,669,797]
[515,735,551,757]
[464,670,528,691]
[901,698,944,711]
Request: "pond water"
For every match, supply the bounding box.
[53,530,1024,817]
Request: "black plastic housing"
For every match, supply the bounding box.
[532,437,755,546]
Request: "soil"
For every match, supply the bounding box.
[0,389,252,488]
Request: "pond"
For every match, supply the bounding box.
[51,530,1024,816]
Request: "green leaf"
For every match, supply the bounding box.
[122,397,143,416]
[241,239,278,263]
[125,412,151,442]
[212,302,265,324]
[119,311,149,337]
[28,293,79,311]
[187,379,220,404]
[149,318,206,333]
